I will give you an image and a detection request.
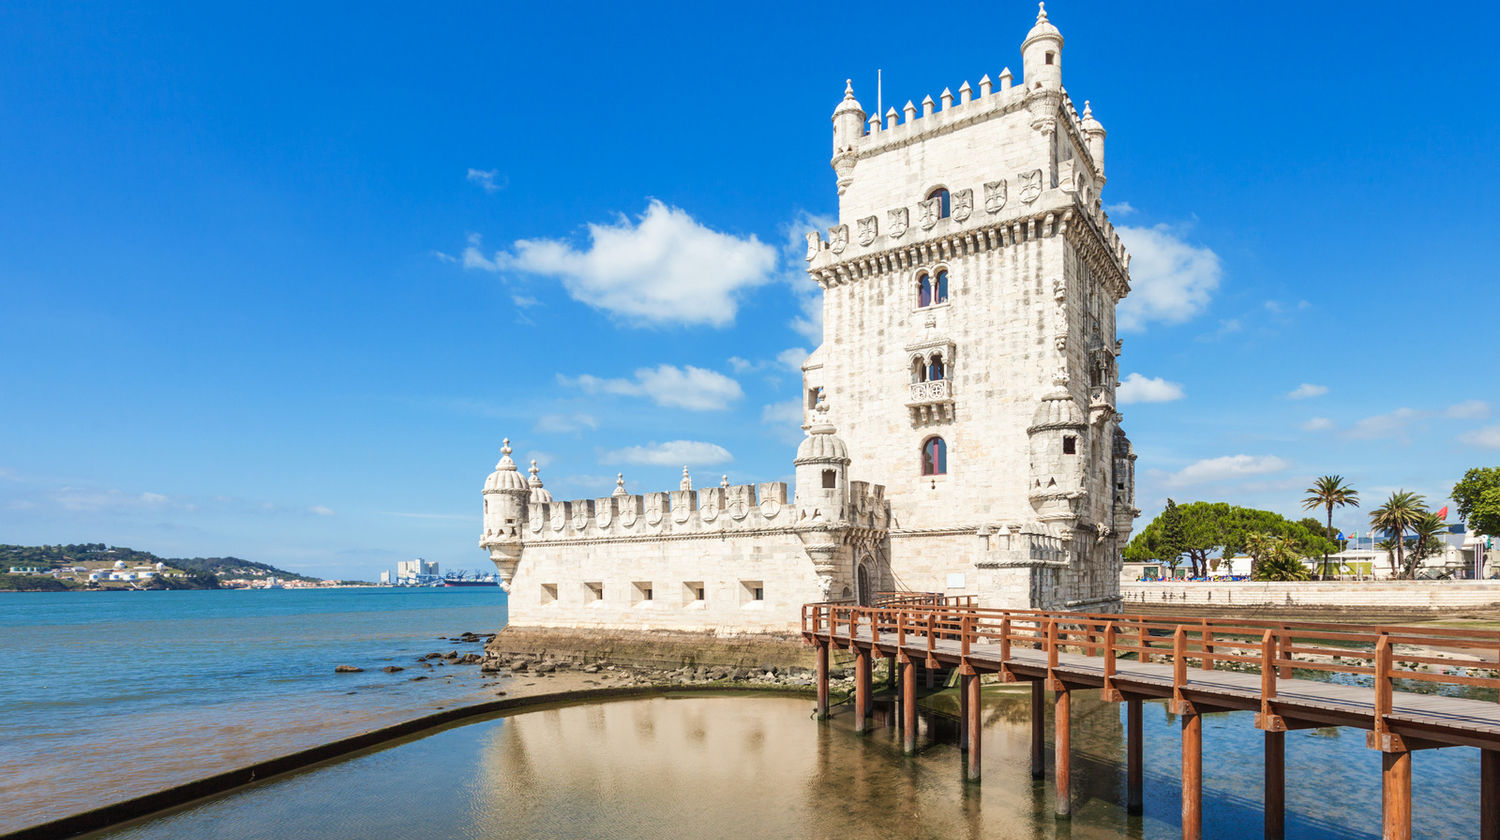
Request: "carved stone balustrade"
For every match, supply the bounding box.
[906,378,954,424]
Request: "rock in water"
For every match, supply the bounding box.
[381,666,404,673]
[334,665,363,673]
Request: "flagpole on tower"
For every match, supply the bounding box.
[877,69,882,125]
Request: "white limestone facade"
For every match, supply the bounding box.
[482,4,1138,634]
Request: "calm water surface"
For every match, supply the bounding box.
[0,587,508,832]
[86,691,1483,840]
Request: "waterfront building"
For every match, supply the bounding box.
[482,4,1138,633]
[396,558,439,585]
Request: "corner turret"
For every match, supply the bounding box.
[1080,101,1106,181]
[1021,3,1064,92]
[480,438,529,591]
[794,397,852,599]
[1027,391,1087,530]
[831,80,866,196]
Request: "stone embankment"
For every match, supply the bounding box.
[1122,581,1500,620]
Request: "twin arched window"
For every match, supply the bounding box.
[927,188,950,219]
[911,352,946,383]
[921,437,947,476]
[917,269,949,308]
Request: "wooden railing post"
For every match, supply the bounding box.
[1102,621,1121,702]
[961,615,972,657]
[1173,626,1187,695]
[1139,619,1151,664]
[1201,618,1215,671]
[1278,624,1292,679]
[1047,618,1060,674]
[1374,633,1393,735]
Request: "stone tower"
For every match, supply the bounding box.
[802,3,1138,611]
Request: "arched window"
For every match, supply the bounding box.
[911,357,926,383]
[934,269,949,304]
[928,188,950,219]
[917,273,932,308]
[921,437,947,476]
[928,353,945,382]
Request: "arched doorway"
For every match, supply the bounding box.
[856,562,872,606]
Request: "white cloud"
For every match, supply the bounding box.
[511,293,539,308]
[1116,373,1184,404]
[1105,201,1137,216]
[728,356,758,373]
[51,487,177,512]
[1446,400,1490,419]
[1164,455,1290,488]
[466,168,506,193]
[604,440,733,466]
[1461,425,1500,448]
[1348,407,1422,441]
[533,413,598,434]
[1287,383,1328,400]
[559,365,742,411]
[465,201,777,327]
[776,347,809,371]
[761,399,804,428]
[310,505,335,516]
[1115,224,1223,331]
[1302,417,1335,432]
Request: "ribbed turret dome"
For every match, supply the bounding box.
[484,439,529,493]
[527,459,552,504]
[1023,3,1062,47]
[795,398,850,464]
[1079,100,1102,132]
[833,79,865,118]
[1028,390,1085,431]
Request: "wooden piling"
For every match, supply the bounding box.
[1055,685,1071,818]
[815,641,829,720]
[958,672,969,752]
[964,671,982,783]
[1265,730,1284,840]
[1482,749,1499,840]
[886,652,897,690]
[1382,749,1411,840]
[1182,709,1202,840]
[854,648,871,734]
[1127,697,1143,815]
[1031,680,1046,780]
[901,658,917,754]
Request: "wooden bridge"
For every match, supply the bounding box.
[802,594,1500,840]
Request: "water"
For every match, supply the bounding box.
[0,587,508,832]
[84,691,1483,840]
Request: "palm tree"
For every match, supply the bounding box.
[1370,490,1427,578]
[1302,475,1360,579]
[1401,512,1448,579]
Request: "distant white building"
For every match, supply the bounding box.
[396,558,439,585]
[379,570,391,585]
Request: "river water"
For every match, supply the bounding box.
[0,587,508,833]
[87,690,1482,840]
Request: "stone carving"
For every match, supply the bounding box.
[1019,169,1043,204]
[528,508,544,533]
[984,180,1007,213]
[672,498,692,524]
[759,496,782,519]
[645,494,664,526]
[804,231,820,261]
[828,224,849,254]
[619,499,638,527]
[595,499,613,528]
[701,492,720,522]
[728,492,749,520]
[856,215,878,246]
[919,197,941,230]
[550,504,567,532]
[888,207,909,238]
[951,189,973,222]
[571,505,590,531]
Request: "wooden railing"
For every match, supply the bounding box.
[802,601,1500,719]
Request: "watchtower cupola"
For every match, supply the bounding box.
[1021,3,1064,91]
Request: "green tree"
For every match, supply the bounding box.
[1124,502,1336,578]
[1370,490,1427,577]
[1301,475,1360,580]
[1401,512,1448,579]
[1452,468,1500,538]
[1246,532,1312,581]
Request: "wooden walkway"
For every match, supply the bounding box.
[802,595,1500,840]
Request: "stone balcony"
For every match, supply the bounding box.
[906,379,954,423]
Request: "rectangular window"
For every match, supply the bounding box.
[584,581,604,603]
[632,581,653,606]
[822,469,837,489]
[740,580,765,605]
[1063,436,1077,455]
[540,583,558,605]
[683,581,705,604]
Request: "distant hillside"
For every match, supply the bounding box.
[0,543,320,583]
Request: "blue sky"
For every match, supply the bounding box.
[3,2,1498,578]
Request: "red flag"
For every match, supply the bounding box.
[1436,505,1449,520]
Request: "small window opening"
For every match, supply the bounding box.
[1045,51,1055,65]
[921,437,947,476]
[584,581,604,602]
[540,583,558,605]
[928,353,945,382]
[928,188,951,219]
[632,581,653,605]
[934,270,948,304]
[683,581,706,604]
[911,357,926,384]
[807,388,820,409]
[918,273,932,308]
[740,580,766,605]
[822,469,837,489]
[754,587,764,601]
[1063,436,1077,455]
